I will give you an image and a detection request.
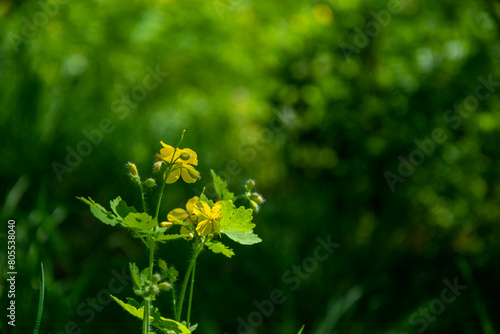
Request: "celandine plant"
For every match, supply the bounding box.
[78,131,264,334]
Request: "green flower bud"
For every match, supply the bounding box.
[148,284,160,296]
[245,179,255,191]
[249,200,259,212]
[152,161,162,173]
[158,282,172,291]
[153,274,161,284]
[180,152,191,161]
[143,178,156,188]
[251,193,264,204]
[127,162,139,177]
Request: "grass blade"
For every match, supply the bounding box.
[33,262,45,334]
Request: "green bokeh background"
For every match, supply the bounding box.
[2,0,500,333]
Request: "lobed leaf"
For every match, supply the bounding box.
[77,197,119,226]
[221,229,262,245]
[219,201,255,232]
[110,196,137,219]
[210,169,235,201]
[206,240,235,258]
[110,296,191,333]
[123,212,157,230]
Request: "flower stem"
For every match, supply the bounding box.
[186,255,197,328]
[142,299,150,334]
[171,281,178,321]
[176,242,201,322]
[139,183,147,213]
[143,238,155,334]
[154,168,169,220]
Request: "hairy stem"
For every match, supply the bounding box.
[186,255,197,328]
[176,242,201,322]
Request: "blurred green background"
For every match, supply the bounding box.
[2,0,500,333]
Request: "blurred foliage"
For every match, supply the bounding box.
[2,0,500,333]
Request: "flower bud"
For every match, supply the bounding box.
[251,193,264,204]
[160,221,173,229]
[143,178,156,188]
[249,200,259,212]
[158,282,172,291]
[148,284,160,296]
[152,274,161,284]
[127,162,139,177]
[245,179,255,191]
[153,161,162,173]
[186,167,200,180]
[180,152,191,161]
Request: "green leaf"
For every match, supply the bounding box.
[210,169,235,201]
[126,297,141,310]
[206,240,235,258]
[158,259,168,272]
[219,201,255,232]
[129,263,141,288]
[123,212,157,230]
[110,196,137,219]
[77,197,119,226]
[221,229,262,245]
[111,296,191,333]
[199,193,214,207]
[297,325,305,334]
[111,295,144,318]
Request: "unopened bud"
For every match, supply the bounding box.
[158,282,172,291]
[130,174,141,185]
[144,178,156,188]
[127,162,139,177]
[153,274,161,284]
[148,285,160,296]
[160,221,173,229]
[186,167,200,180]
[251,193,264,204]
[152,161,162,173]
[180,152,191,161]
[245,179,255,191]
[249,200,259,212]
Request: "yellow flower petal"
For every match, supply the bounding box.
[181,165,200,183]
[196,219,212,236]
[193,201,211,220]
[167,208,188,223]
[160,142,175,159]
[182,148,198,166]
[166,168,181,184]
[186,196,199,214]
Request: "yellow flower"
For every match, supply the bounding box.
[159,142,200,184]
[193,200,223,237]
[166,196,199,238]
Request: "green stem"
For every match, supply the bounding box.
[171,282,178,321]
[142,299,150,334]
[139,183,147,213]
[143,239,155,334]
[186,255,197,328]
[154,169,168,220]
[176,242,201,322]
